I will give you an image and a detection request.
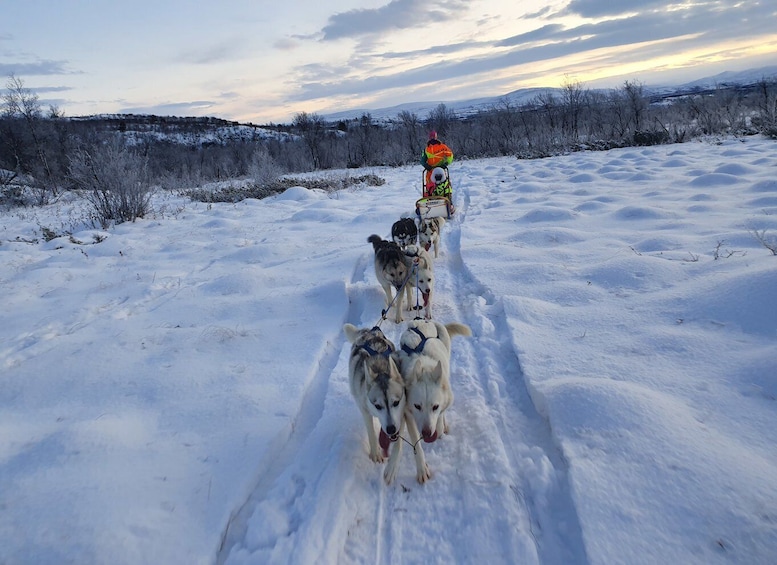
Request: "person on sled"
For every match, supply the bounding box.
[421,130,453,198]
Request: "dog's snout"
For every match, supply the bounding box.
[386,424,397,436]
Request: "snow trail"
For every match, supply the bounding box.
[432,191,589,563]
[217,177,588,564]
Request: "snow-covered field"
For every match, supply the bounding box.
[1,136,776,564]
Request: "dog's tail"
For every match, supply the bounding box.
[368,234,383,250]
[445,322,472,338]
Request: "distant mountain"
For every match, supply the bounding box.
[323,87,560,122]
[324,65,777,123]
[674,65,777,90]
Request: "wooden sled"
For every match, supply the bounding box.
[416,196,453,219]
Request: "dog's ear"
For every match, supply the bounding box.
[432,360,443,382]
[389,351,402,377]
[388,355,402,379]
[343,323,359,343]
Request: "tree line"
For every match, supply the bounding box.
[2,74,776,224]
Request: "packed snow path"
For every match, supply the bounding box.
[217,181,587,564]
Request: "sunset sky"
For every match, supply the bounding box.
[2,0,776,124]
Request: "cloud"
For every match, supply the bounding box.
[31,85,73,94]
[175,41,244,65]
[497,24,566,47]
[380,39,485,60]
[288,1,777,102]
[564,0,668,18]
[320,0,469,41]
[0,60,72,76]
[274,37,300,51]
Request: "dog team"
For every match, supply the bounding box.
[344,215,472,485]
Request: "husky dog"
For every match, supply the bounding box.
[343,323,406,483]
[419,217,445,258]
[368,234,413,323]
[391,217,418,249]
[403,244,434,320]
[397,320,471,447]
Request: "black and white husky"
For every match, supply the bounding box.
[343,324,407,484]
[391,217,418,249]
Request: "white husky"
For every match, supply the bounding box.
[397,319,471,449]
[343,323,408,484]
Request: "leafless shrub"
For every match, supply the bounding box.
[186,173,385,203]
[713,240,746,260]
[68,141,153,227]
[750,229,777,255]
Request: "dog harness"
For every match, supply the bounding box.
[401,326,430,355]
[359,327,394,358]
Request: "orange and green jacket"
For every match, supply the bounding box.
[421,140,453,170]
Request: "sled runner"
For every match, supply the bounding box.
[416,168,454,219]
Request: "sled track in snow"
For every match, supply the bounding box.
[216,195,588,564]
[428,191,589,564]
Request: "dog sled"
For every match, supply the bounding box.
[416,167,454,220]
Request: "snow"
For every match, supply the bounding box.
[1,136,776,564]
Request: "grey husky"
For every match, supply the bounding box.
[368,234,413,323]
[343,323,406,483]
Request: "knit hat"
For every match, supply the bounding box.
[428,130,437,140]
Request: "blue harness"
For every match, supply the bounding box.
[359,327,394,358]
[401,326,429,356]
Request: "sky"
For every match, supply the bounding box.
[0,0,777,124]
[1,0,776,124]
[1,135,776,563]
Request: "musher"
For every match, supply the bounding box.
[421,130,453,198]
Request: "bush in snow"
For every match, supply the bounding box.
[67,141,153,227]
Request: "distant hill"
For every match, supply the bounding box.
[67,113,293,147]
[324,65,777,122]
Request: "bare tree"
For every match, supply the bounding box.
[754,77,777,135]
[292,111,327,169]
[397,110,422,160]
[426,103,456,137]
[623,80,648,135]
[560,77,586,143]
[348,113,380,167]
[2,75,58,202]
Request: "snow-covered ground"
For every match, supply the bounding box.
[1,136,776,564]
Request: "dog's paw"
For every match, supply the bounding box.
[369,450,386,464]
[384,463,399,485]
[416,464,432,484]
[438,415,449,436]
